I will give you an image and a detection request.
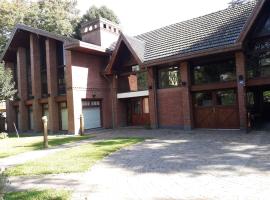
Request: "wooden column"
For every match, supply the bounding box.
[5,62,17,132]
[30,34,43,132]
[17,47,29,131]
[147,67,158,128]
[46,39,59,132]
[235,51,247,130]
[180,61,193,130]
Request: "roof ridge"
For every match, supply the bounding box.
[135,0,258,38]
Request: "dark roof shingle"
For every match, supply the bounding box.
[134,0,258,62]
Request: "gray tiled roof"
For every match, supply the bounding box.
[124,34,145,63]
[134,0,258,62]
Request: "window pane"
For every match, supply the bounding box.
[194,92,213,107]
[216,90,236,106]
[263,91,270,103]
[137,71,148,91]
[158,66,181,88]
[192,59,236,85]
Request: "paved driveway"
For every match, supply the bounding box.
[74,129,270,200]
[7,129,270,200]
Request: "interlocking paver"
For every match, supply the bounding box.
[6,129,270,200]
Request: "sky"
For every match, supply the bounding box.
[77,0,232,36]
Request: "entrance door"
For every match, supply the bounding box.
[82,100,101,129]
[127,97,150,126]
[193,89,239,129]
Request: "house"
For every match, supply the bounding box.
[1,0,270,134]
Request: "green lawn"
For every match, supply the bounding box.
[0,135,93,158]
[6,137,144,176]
[4,189,71,200]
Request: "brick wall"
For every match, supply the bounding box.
[157,88,184,128]
[67,51,112,134]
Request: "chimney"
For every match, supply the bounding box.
[80,17,121,49]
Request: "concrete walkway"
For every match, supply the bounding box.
[6,129,270,200]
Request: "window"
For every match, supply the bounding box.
[39,38,48,96]
[216,90,236,106]
[82,100,100,107]
[56,41,66,95]
[26,48,32,98]
[247,39,270,78]
[192,59,236,85]
[263,91,270,103]
[158,66,181,89]
[56,41,64,66]
[193,92,213,107]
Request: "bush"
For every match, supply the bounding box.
[0,132,8,139]
[0,169,9,200]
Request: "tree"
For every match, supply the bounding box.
[0,0,79,54]
[74,5,120,39]
[0,63,16,101]
[228,0,249,7]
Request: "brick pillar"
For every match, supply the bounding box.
[17,47,29,131]
[235,51,247,130]
[111,74,120,128]
[46,39,59,132]
[147,67,158,128]
[65,50,77,134]
[180,62,193,130]
[30,34,43,132]
[5,62,16,132]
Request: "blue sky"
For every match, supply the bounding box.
[77,0,232,36]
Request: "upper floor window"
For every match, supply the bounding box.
[191,59,236,85]
[26,48,32,98]
[157,66,181,89]
[39,38,48,96]
[56,41,64,66]
[247,39,270,78]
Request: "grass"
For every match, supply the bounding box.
[0,135,93,158]
[4,189,71,200]
[6,137,144,176]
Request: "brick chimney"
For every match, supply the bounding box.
[80,17,121,48]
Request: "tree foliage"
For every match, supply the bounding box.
[0,0,79,54]
[0,63,16,101]
[74,5,120,39]
[228,0,249,7]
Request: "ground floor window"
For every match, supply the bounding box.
[28,106,33,130]
[59,102,68,130]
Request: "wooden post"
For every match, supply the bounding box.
[79,114,84,136]
[42,116,48,148]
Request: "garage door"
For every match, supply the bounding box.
[82,100,101,129]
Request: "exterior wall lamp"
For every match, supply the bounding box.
[238,75,245,86]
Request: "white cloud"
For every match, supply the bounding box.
[77,0,231,36]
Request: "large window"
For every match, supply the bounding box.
[247,39,270,78]
[26,48,32,98]
[56,41,66,95]
[39,38,48,96]
[157,66,181,89]
[191,59,236,85]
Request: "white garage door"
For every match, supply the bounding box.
[82,100,101,129]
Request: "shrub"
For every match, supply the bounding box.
[0,169,9,200]
[0,132,8,139]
